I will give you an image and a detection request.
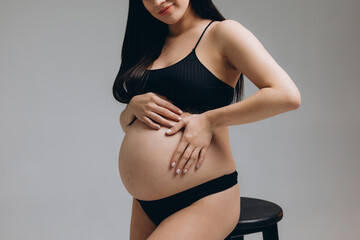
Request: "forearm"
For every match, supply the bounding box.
[203,87,300,131]
[120,103,136,133]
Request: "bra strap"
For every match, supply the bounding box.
[193,20,214,50]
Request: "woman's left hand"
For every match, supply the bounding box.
[165,113,214,175]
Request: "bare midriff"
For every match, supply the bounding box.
[118,111,237,201]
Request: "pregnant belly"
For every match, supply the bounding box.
[118,114,236,201]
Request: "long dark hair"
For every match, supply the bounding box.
[113,0,244,105]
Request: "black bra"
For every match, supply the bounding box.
[141,20,234,114]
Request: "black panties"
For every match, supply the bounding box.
[135,170,238,226]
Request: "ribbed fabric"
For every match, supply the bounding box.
[136,170,238,226]
[142,20,234,114]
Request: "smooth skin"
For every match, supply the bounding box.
[127,93,184,130]
[165,19,301,175]
[128,0,301,239]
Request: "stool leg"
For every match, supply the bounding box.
[262,224,279,240]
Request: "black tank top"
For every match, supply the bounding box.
[141,20,234,114]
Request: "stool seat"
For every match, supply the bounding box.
[225,197,283,240]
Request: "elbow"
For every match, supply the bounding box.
[285,90,301,110]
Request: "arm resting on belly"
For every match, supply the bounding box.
[119,103,136,133]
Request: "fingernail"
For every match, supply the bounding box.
[156,125,160,129]
[171,162,175,167]
[167,129,172,133]
[183,169,188,173]
[196,164,200,169]
[176,168,180,174]
[178,110,183,114]
[170,123,175,127]
[178,117,181,121]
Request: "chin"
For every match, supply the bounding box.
[154,17,182,25]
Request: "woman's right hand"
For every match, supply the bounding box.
[129,92,183,130]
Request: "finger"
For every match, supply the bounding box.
[152,104,183,123]
[147,111,175,128]
[153,94,183,115]
[196,147,208,170]
[166,120,185,135]
[175,144,195,175]
[169,140,188,170]
[143,116,160,130]
[183,147,201,174]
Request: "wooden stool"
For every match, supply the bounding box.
[225,197,283,240]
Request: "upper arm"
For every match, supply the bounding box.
[215,19,300,102]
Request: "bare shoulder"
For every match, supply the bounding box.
[211,19,254,71]
[213,19,247,33]
[212,19,299,98]
[212,19,249,45]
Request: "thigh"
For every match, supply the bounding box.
[147,183,241,240]
[130,197,157,240]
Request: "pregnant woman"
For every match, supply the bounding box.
[113,0,301,239]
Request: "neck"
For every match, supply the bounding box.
[167,6,199,37]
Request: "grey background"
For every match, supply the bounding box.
[1,0,359,239]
